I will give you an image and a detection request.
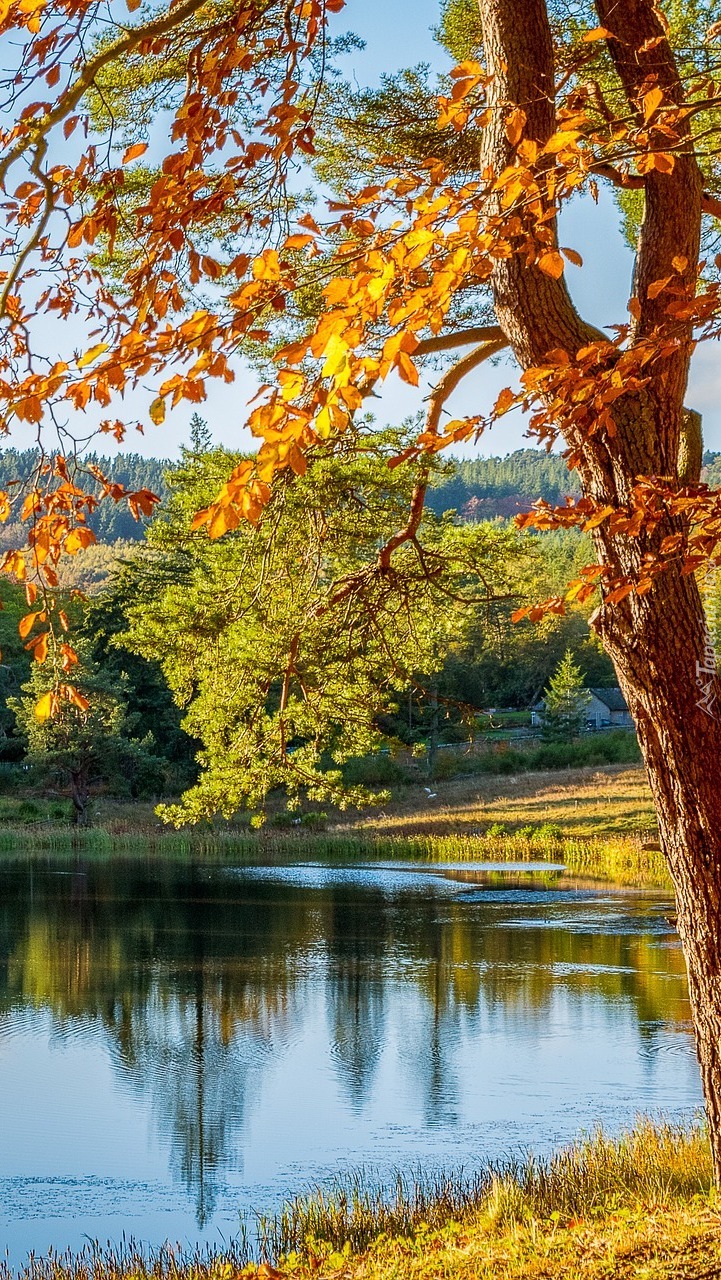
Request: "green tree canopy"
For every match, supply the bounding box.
[120,435,539,823]
[11,642,164,824]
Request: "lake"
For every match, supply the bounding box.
[0,857,702,1265]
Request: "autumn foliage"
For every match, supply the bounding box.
[0,0,720,702]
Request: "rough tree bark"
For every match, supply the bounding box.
[476,0,721,1175]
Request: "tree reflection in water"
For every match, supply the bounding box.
[0,860,694,1226]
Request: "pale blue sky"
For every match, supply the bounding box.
[19,0,721,461]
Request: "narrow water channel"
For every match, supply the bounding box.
[0,858,701,1264]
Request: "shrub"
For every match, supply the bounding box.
[342,754,412,786]
[300,811,328,831]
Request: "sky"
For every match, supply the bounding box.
[13,0,721,462]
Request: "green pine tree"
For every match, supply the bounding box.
[11,641,164,825]
[541,650,591,742]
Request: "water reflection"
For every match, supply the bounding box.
[0,859,701,1261]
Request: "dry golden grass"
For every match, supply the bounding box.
[339,765,656,842]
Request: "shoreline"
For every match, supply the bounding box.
[1,1120,713,1280]
[0,764,669,887]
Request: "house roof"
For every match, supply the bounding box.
[532,686,629,713]
[589,687,628,712]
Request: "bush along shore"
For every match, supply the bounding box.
[5,1121,716,1280]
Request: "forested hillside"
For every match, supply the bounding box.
[0,449,170,547]
[3,442,714,551]
[0,445,591,540]
[426,449,582,519]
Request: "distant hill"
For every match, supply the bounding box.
[0,449,170,547]
[703,451,721,488]
[427,449,581,520]
[0,446,592,551]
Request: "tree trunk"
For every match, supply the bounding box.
[593,566,721,1179]
[474,0,721,1177]
[70,770,91,827]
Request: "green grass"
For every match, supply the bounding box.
[255,1118,711,1259]
[9,1121,716,1280]
[0,762,667,885]
[0,822,669,885]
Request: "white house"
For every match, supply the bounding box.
[531,687,633,730]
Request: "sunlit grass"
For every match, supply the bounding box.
[0,765,667,885]
[255,1118,710,1258]
[6,1121,714,1280]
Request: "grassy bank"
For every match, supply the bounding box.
[0,765,668,886]
[0,824,670,885]
[8,1121,716,1280]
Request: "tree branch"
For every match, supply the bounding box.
[415,325,506,355]
[594,0,703,347]
[424,339,507,436]
[378,337,507,571]
[594,160,721,221]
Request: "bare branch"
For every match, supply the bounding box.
[425,338,507,437]
[377,337,507,572]
[415,325,506,355]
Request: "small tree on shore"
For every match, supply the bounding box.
[541,651,591,742]
[11,645,162,826]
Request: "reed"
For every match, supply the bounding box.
[0,820,670,885]
[0,1120,710,1280]
[253,1117,710,1258]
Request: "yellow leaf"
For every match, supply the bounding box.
[321,333,350,380]
[537,251,565,279]
[34,691,54,722]
[672,255,689,273]
[149,396,165,425]
[77,342,109,369]
[643,87,664,121]
[64,526,96,555]
[544,130,583,154]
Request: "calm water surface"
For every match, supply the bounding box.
[0,858,702,1264]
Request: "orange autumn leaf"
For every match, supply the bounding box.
[504,107,527,146]
[581,25,613,41]
[122,141,148,163]
[537,251,565,279]
[643,87,665,121]
[18,611,39,639]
